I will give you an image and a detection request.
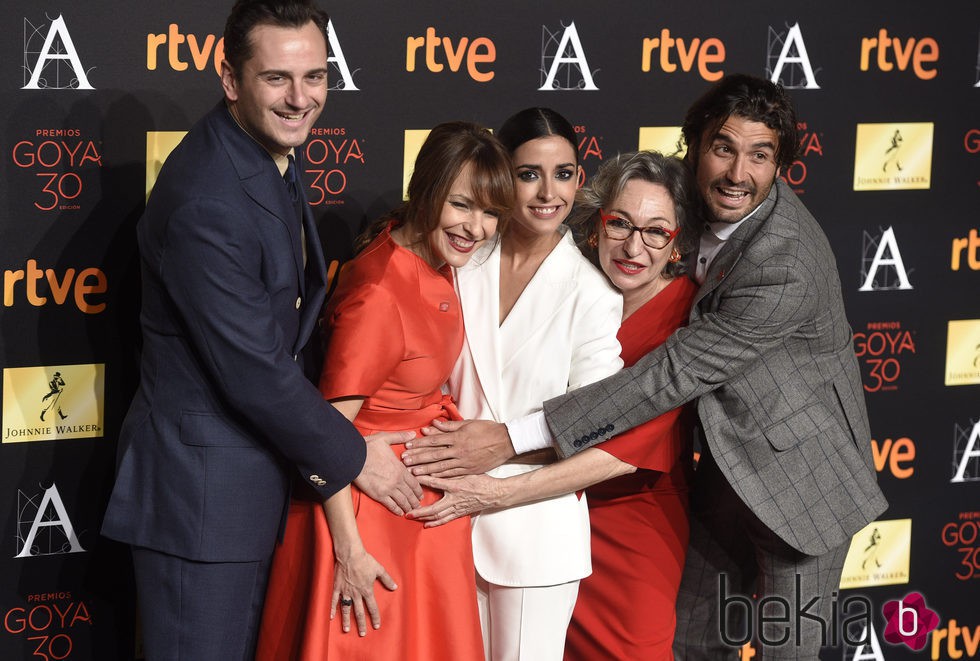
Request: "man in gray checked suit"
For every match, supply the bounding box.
[403,74,887,659]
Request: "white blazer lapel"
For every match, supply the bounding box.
[455,242,505,421]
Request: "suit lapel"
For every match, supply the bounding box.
[216,104,307,297]
[693,181,779,308]
[296,204,327,354]
[456,242,505,421]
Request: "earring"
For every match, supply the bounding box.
[587,234,598,248]
[668,249,680,263]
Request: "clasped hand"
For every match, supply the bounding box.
[407,472,505,527]
[400,419,514,477]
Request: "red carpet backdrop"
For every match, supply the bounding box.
[1,1,978,659]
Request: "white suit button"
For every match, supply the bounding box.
[295,297,302,309]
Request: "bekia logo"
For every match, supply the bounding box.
[539,21,597,90]
[951,418,980,483]
[11,129,102,212]
[882,593,940,651]
[14,483,85,558]
[22,14,93,90]
[858,226,913,291]
[766,22,820,89]
[854,123,933,191]
[2,364,105,443]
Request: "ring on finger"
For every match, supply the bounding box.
[340,596,354,607]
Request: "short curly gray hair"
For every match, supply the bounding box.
[569,150,699,278]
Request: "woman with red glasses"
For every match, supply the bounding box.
[413,150,701,660]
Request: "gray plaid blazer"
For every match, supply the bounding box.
[543,179,887,556]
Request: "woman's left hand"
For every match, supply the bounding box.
[406,474,505,527]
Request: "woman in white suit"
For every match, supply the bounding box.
[446,108,623,660]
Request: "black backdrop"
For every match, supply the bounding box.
[1,2,978,659]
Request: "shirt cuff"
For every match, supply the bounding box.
[505,411,554,454]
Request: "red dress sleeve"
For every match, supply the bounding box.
[319,281,405,400]
[597,276,699,472]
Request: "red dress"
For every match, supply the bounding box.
[256,227,484,661]
[564,276,698,661]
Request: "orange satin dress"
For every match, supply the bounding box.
[256,226,484,661]
[564,276,698,661]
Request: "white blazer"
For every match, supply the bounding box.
[450,226,623,587]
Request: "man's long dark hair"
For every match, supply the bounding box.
[682,74,799,172]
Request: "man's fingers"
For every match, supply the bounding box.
[415,474,451,491]
[406,496,452,521]
[410,461,468,478]
[395,481,422,509]
[430,419,465,432]
[366,430,416,446]
[378,568,398,592]
[402,446,455,465]
[404,433,453,449]
[380,496,404,517]
[353,599,367,636]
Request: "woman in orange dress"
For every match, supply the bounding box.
[411,151,700,660]
[256,122,514,661]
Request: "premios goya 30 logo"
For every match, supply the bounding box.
[2,365,104,443]
[11,131,102,212]
[854,123,933,191]
[2,591,93,661]
[854,321,916,393]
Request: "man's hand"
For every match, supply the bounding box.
[400,419,515,478]
[356,431,422,516]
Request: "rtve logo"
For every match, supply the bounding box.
[870,437,915,479]
[952,229,980,271]
[2,260,107,314]
[860,29,939,80]
[405,27,496,82]
[641,29,725,81]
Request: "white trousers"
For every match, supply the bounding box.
[476,573,580,661]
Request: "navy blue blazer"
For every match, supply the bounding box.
[102,102,365,563]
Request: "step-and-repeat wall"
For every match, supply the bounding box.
[1,1,978,659]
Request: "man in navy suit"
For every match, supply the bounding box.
[102,2,418,657]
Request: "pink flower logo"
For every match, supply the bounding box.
[882,592,940,651]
